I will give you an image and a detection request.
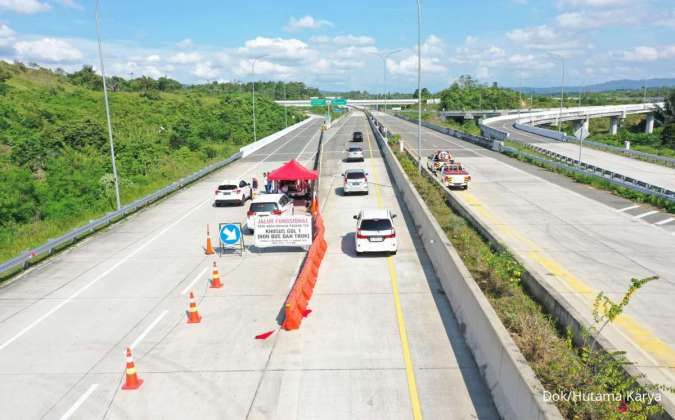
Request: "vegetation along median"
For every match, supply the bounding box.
[386,133,673,419]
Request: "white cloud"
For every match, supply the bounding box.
[234,58,294,78]
[335,45,377,59]
[506,25,586,55]
[420,34,445,56]
[621,45,675,62]
[0,23,14,53]
[192,61,220,79]
[556,9,636,28]
[284,15,332,32]
[143,65,163,79]
[556,0,630,7]
[145,54,161,63]
[168,51,201,64]
[14,38,83,63]
[388,55,446,76]
[0,0,50,14]
[176,38,193,49]
[332,35,375,46]
[655,11,675,28]
[465,36,478,46]
[238,37,314,62]
[0,23,14,38]
[59,0,83,10]
[387,35,448,77]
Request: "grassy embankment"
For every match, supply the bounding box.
[0,62,306,262]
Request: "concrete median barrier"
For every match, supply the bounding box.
[367,114,563,420]
[240,115,318,158]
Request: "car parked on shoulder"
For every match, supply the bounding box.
[352,131,363,142]
[347,146,364,162]
[353,208,398,255]
[342,169,369,195]
[214,179,252,206]
[246,194,293,232]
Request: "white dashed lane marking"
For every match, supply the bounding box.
[617,204,641,212]
[634,210,659,219]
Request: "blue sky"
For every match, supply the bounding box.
[1,0,674,92]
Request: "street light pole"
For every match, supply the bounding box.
[546,52,565,134]
[250,56,267,143]
[416,0,422,174]
[370,49,402,113]
[95,0,121,211]
[283,83,288,127]
[251,59,257,143]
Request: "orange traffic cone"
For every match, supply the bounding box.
[205,225,215,255]
[210,261,223,288]
[310,197,318,216]
[186,292,202,323]
[121,347,144,390]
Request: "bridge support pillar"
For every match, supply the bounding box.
[609,117,619,135]
[573,118,590,140]
[645,113,655,134]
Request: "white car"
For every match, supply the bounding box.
[342,169,369,195]
[353,208,398,255]
[347,146,364,162]
[246,194,293,232]
[214,179,252,206]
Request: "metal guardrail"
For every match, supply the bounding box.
[0,152,243,277]
[389,113,675,204]
[514,143,675,200]
[394,113,501,150]
[512,123,675,169]
[0,115,331,277]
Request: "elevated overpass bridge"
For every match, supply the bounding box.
[276,98,439,107]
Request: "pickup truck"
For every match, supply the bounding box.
[426,150,454,173]
[440,163,471,190]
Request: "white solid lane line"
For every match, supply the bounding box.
[59,384,98,420]
[634,210,659,219]
[0,198,209,352]
[130,309,168,350]
[617,204,641,212]
[654,217,674,226]
[0,122,320,353]
[180,265,210,296]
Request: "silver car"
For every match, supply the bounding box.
[347,146,364,162]
[342,169,369,195]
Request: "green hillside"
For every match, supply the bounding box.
[0,62,306,261]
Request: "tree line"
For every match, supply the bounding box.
[0,62,305,260]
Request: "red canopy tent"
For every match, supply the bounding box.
[267,159,318,181]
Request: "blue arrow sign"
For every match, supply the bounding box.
[219,223,241,245]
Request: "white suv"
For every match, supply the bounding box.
[214,179,252,206]
[246,194,293,232]
[342,169,369,195]
[347,146,364,162]
[353,208,398,255]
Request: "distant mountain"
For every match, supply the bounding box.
[513,78,675,95]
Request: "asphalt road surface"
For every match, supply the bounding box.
[0,114,497,419]
[376,111,675,401]
[490,118,675,191]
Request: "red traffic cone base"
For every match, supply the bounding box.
[187,292,202,324]
[121,348,144,390]
[210,261,223,288]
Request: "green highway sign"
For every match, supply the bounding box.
[310,98,327,106]
[331,98,347,106]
